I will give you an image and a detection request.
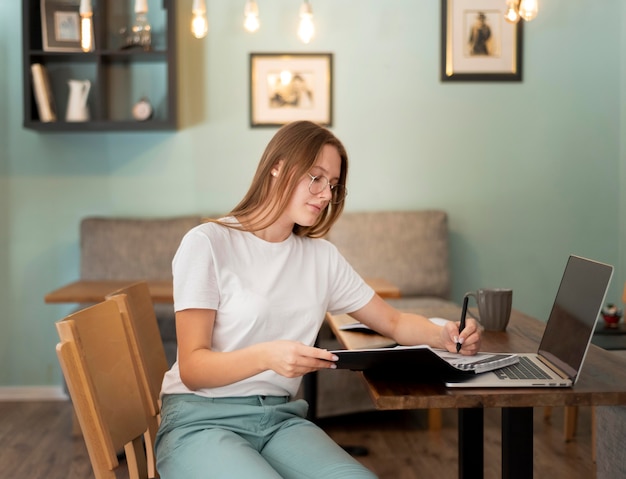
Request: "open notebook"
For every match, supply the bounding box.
[445,255,613,388]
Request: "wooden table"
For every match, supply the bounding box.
[326,305,626,479]
[44,280,174,304]
[44,278,401,305]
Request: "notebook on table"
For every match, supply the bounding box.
[445,255,613,388]
[331,344,519,377]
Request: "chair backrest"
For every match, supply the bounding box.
[106,281,170,418]
[106,281,170,479]
[56,300,150,479]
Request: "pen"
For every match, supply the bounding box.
[457,295,469,353]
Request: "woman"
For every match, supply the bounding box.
[155,121,482,478]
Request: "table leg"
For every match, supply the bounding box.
[564,406,578,441]
[502,407,533,479]
[302,371,318,421]
[428,408,442,430]
[302,368,369,456]
[303,334,320,422]
[459,408,484,479]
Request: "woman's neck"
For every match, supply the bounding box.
[236,212,293,243]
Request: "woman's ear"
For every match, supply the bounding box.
[271,160,284,178]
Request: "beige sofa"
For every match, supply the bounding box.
[595,351,626,478]
[79,210,454,418]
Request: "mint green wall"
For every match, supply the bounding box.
[1,1,624,387]
[621,0,626,313]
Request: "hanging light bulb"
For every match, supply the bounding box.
[131,0,152,49]
[297,0,314,44]
[504,0,520,24]
[191,0,209,39]
[244,0,260,33]
[79,0,94,52]
[518,0,539,21]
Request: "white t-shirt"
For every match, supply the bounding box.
[160,219,375,398]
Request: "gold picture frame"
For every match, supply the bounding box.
[249,53,333,127]
[441,0,523,82]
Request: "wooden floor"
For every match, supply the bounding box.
[0,400,596,479]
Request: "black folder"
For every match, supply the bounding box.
[330,345,518,381]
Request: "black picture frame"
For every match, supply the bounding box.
[441,0,523,82]
[41,0,82,52]
[249,53,333,128]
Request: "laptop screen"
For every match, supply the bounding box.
[538,255,613,381]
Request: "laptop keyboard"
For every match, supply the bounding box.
[494,356,552,380]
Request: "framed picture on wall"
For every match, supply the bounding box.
[441,0,523,82]
[249,53,333,127]
[41,0,82,52]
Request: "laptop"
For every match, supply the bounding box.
[445,255,613,388]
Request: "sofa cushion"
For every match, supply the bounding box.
[596,405,626,478]
[80,216,202,281]
[327,210,450,298]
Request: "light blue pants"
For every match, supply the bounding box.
[155,394,378,479]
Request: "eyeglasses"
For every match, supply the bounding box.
[307,172,347,204]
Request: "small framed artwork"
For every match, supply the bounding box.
[249,53,333,127]
[41,0,82,52]
[441,0,523,82]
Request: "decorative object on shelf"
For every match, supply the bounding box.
[132,98,153,121]
[249,53,332,128]
[66,79,91,122]
[129,0,152,50]
[30,63,57,122]
[191,0,209,39]
[504,0,539,23]
[79,0,94,52]
[243,0,260,33]
[601,304,623,329]
[297,0,314,44]
[41,0,82,52]
[441,0,523,82]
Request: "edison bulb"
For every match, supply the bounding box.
[297,1,314,44]
[244,0,260,33]
[518,0,539,21]
[191,0,209,39]
[504,5,520,23]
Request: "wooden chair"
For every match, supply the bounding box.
[56,299,151,479]
[105,281,170,479]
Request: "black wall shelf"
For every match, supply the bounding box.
[22,0,178,132]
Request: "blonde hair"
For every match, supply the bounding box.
[215,121,348,238]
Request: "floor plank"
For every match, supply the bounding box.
[0,400,595,479]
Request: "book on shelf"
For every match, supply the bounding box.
[30,63,57,122]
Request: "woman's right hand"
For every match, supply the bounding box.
[177,309,338,389]
[263,340,338,378]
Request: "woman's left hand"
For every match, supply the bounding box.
[442,317,482,355]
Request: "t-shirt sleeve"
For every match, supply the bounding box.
[172,228,220,312]
[325,242,375,315]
